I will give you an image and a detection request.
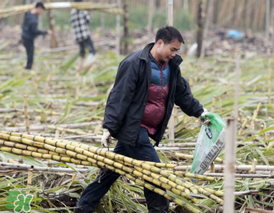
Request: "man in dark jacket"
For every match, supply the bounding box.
[75,26,206,213]
[21,2,52,69]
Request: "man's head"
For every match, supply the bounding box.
[34,2,45,15]
[153,26,184,62]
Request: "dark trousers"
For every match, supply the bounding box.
[76,128,169,213]
[78,36,96,58]
[22,38,34,69]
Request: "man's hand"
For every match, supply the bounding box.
[199,108,210,126]
[47,30,52,35]
[101,128,112,147]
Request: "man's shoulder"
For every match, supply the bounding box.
[122,50,142,64]
[25,12,37,24]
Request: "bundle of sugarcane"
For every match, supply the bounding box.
[0,131,224,213]
[0,2,124,19]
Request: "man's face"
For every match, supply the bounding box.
[36,7,44,15]
[156,39,181,62]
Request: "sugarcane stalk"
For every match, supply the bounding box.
[47,125,95,135]
[23,95,30,134]
[0,139,69,157]
[163,170,217,182]
[218,97,222,114]
[1,132,223,204]
[0,146,93,166]
[203,173,272,178]
[239,117,250,135]
[30,135,223,203]
[175,165,274,171]
[27,169,33,187]
[0,139,202,210]
[101,163,201,213]
[268,69,271,104]
[184,180,224,197]
[134,166,193,195]
[7,131,177,168]
[175,153,223,163]
[211,162,215,173]
[160,142,196,147]
[0,162,89,173]
[0,108,62,116]
[250,102,261,130]
[249,158,257,174]
[211,95,216,112]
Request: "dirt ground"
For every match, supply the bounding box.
[0,24,272,57]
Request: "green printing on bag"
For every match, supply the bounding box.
[190,112,226,175]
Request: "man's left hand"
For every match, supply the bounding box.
[198,108,210,126]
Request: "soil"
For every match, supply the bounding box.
[0,25,272,57]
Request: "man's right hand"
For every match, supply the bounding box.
[47,30,52,35]
[101,128,112,147]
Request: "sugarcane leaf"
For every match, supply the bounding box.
[255,148,269,166]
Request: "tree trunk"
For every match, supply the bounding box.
[201,0,213,58]
[272,0,274,49]
[123,0,128,55]
[266,0,270,41]
[155,0,161,11]
[147,0,154,38]
[47,9,58,48]
[183,0,188,10]
[100,0,105,30]
[115,0,121,55]
[213,0,219,24]
[168,0,173,26]
[196,0,203,58]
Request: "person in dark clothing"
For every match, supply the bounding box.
[21,2,52,69]
[74,26,208,213]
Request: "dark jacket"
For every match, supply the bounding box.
[103,43,203,146]
[22,11,47,40]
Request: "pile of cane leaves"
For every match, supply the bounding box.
[0,48,274,212]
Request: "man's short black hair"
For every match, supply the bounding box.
[74,0,83,2]
[155,26,185,44]
[35,2,45,10]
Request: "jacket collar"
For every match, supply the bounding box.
[138,42,183,66]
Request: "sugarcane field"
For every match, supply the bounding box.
[1,0,274,213]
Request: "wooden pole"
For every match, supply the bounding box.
[266,0,270,41]
[115,0,121,55]
[224,54,240,213]
[224,118,236,213]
